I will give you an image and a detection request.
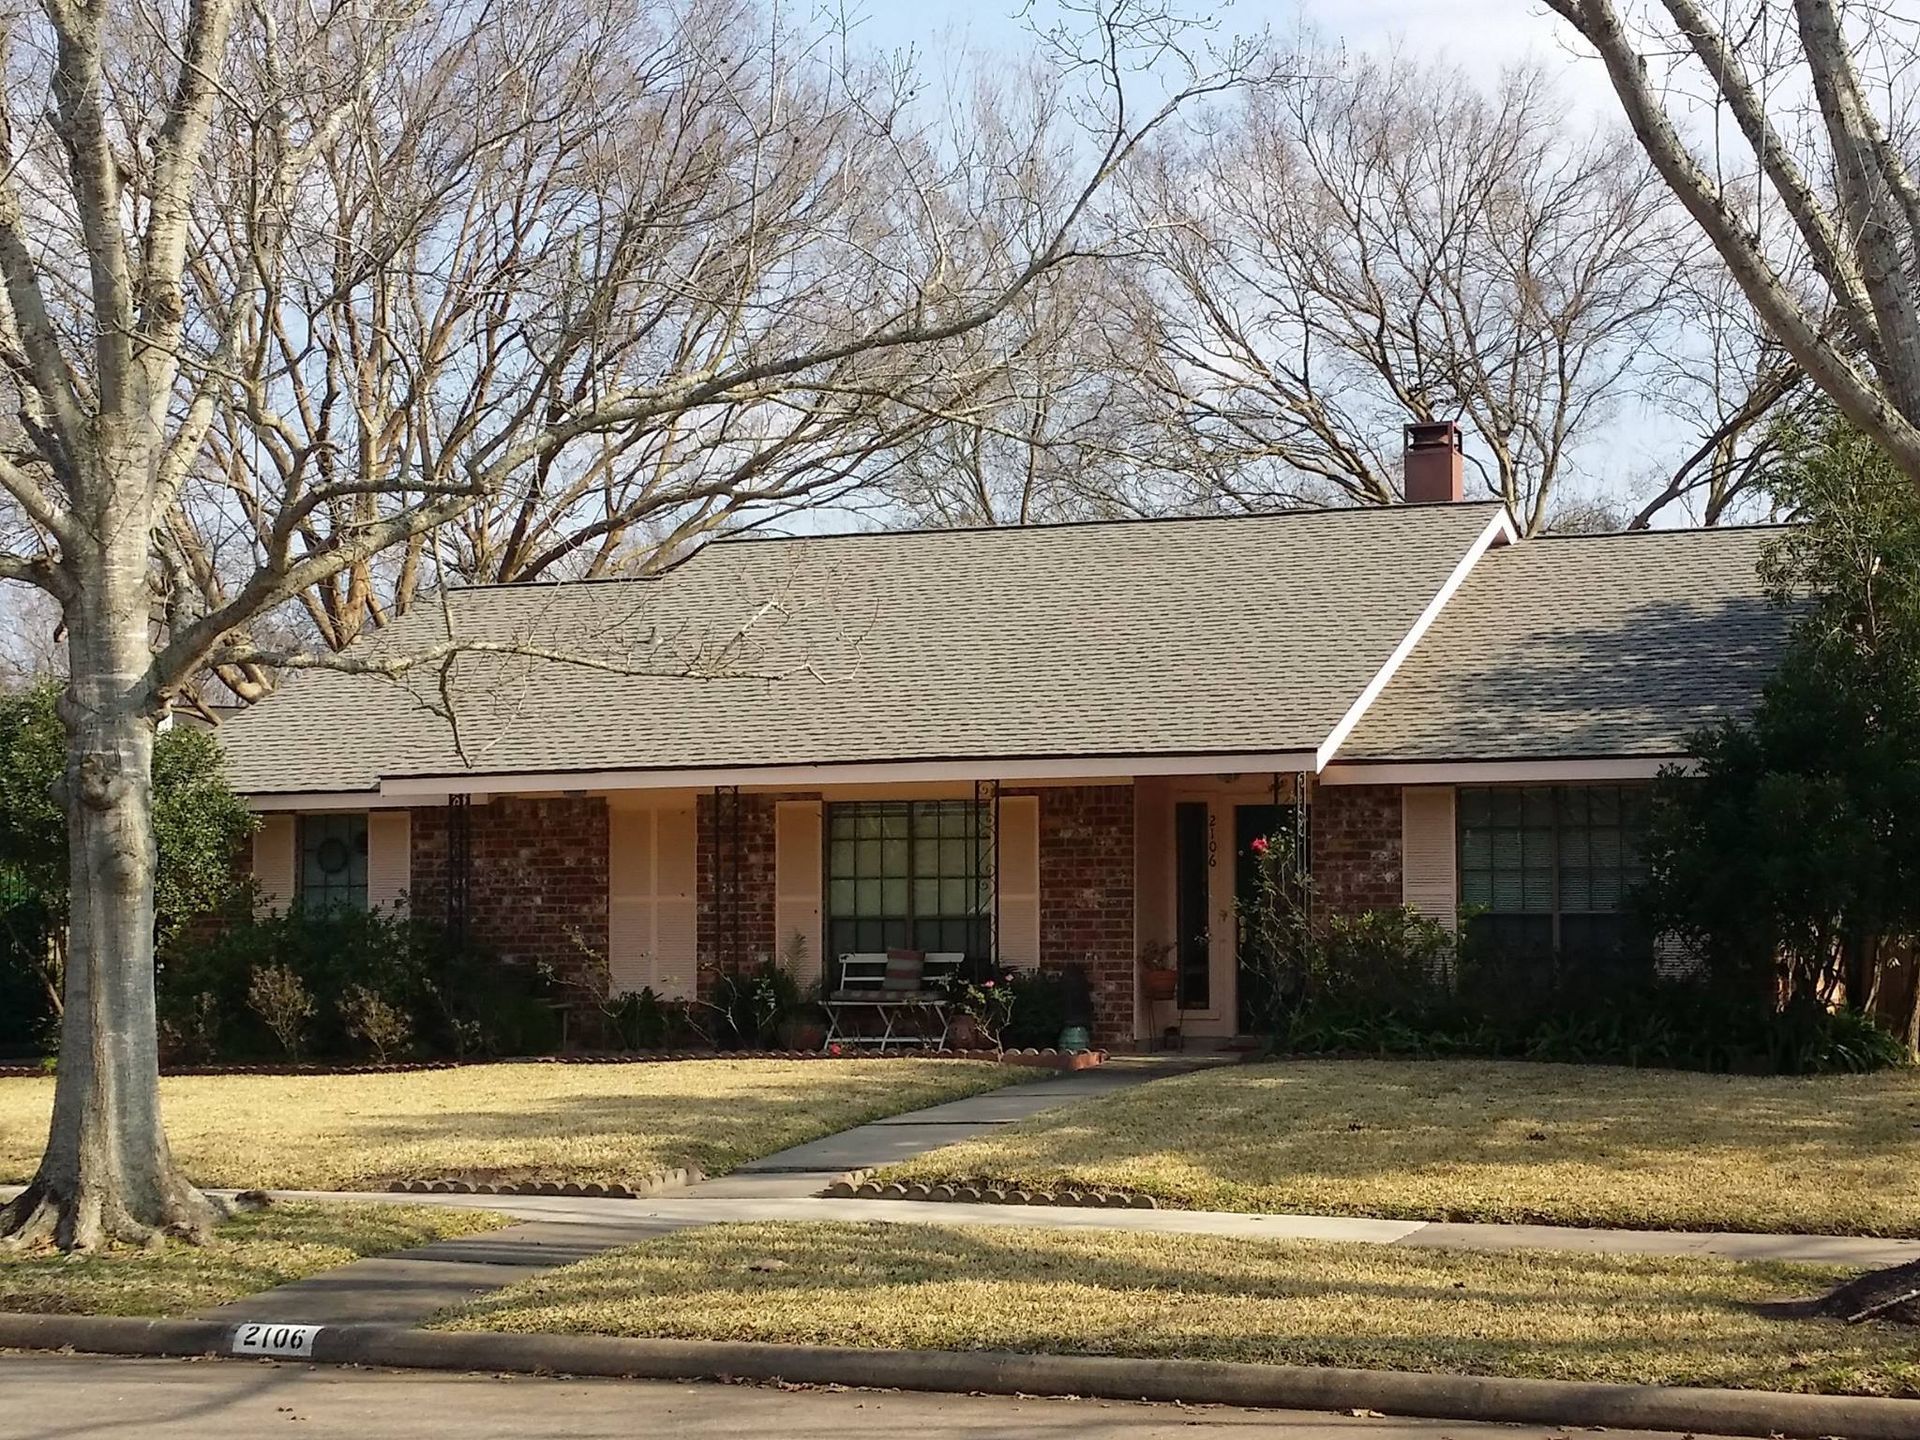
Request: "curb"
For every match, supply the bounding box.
[3,1314,1918,1439]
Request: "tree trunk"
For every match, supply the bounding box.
[0,462,220,1251]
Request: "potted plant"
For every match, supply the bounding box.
[1140,939,1179,1003]
[944,965,1018,1051]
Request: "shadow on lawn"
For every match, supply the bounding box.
[450,1222,1918,1395]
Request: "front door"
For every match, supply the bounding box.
[1234,803,1294,1034]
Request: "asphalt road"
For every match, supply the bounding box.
[1,1354,1748,1440]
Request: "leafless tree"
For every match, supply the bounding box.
[0,0,1269,1251]
[1628,265,1810,527]
[1546,0,1920,487]
[1114,56,1699,534]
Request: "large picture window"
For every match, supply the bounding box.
[826,801,989,959]
[1457,785,1649,962]
[298,813,368,913]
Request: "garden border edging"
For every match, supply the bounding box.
[1,1313,1916,1440]
[0,1047,1106,1080]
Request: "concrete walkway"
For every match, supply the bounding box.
[251,1185,1920,1270]
[212,1059,1198,1323]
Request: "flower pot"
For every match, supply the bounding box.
[1142,969,1179,1002]
[948,1014,988,1050]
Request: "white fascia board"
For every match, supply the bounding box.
[377,750,1322,797]
[248,791,443,811]
[1312,507,1519,773]
[1319,756,1693,786]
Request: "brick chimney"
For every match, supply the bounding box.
[1403,420,1464,504]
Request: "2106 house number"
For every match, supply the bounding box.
[231,1322,325,1357]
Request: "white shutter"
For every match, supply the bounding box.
[653,801,697,1000]
[608,805,657,996]
[607,800,698,1000]
[997,794,1041,967]
[773,800,824,988]
[367,811,411,912]
[1401,786,1458,930]
[254,814,296,914]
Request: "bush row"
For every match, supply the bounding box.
[1252,907,1908,1075]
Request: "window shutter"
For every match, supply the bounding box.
[608,801,698,1000]
[367,811,411,912]
[1401,786,1458,931]
[254,814,295,914]
[773,800,824,988]
[997,794,1041,967]
[608,806,657,996]
[654,801,697,1000]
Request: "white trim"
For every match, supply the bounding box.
[247,792,433,812]
[1313,507,1518,772]
[1320,756,1690,786]
[374,751,1321,798]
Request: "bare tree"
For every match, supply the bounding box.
[1629,265,1809,528]
[1546,0,1920,487]
[0,0,1266,1250]
[1118,56,1696,533]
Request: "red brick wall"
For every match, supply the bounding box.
[1310,781,1402,919]
[410,796,609,989]
[1030,784,1135,1043]
[696,790,781,997]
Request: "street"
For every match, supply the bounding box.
[0,1354,1746,1439]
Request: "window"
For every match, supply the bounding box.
[826,801,989,959]
[298,813,368,912]
[1457,785,1649,962]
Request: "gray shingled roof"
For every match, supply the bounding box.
[220,502,1508,795]
[1336,526,1790,763]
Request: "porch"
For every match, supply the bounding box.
[248,771,1412,1050]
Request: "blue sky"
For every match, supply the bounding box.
[853,1,1602,97]
[841,1,1703,523]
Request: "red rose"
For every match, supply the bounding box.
[1251,836,1270,854]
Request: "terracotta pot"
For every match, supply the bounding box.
[948,1014,988,1050]
[1142,969,1179,1002]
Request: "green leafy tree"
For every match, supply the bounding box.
[1645,413,1920,1049]
[0,682,255,1028]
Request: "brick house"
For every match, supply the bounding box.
[218,423,1788,1046]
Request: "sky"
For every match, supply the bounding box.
[843,0,1711,524]
[855,0,1604,99]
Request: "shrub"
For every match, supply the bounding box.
[342,984,414,1063]
[1236,823,1906,1075]
[1001,968,1070,1049]
[160,903,559,1063]
[709,959,803,1049]
[247,964,315,1059]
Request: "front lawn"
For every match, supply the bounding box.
[878,1059,1920,1234]
[436,1219,1920,1396]
[0,1201,508,1316]
[0,1059,1022,1192]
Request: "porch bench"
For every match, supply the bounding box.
[822,952,965,1052]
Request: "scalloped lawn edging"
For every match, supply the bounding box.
[387,1167,704,1200]
[0,1046,1106,1081]
[825,1174,1155,1208]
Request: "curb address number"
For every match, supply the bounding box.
[232,1321,325,1357]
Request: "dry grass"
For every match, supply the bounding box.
[436,1219,1920,1396]
[0,1059,1022,1192]
[879,1059,1920,1234]
[0,1201,508,1316]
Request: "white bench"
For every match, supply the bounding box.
[822,952,966,1051]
